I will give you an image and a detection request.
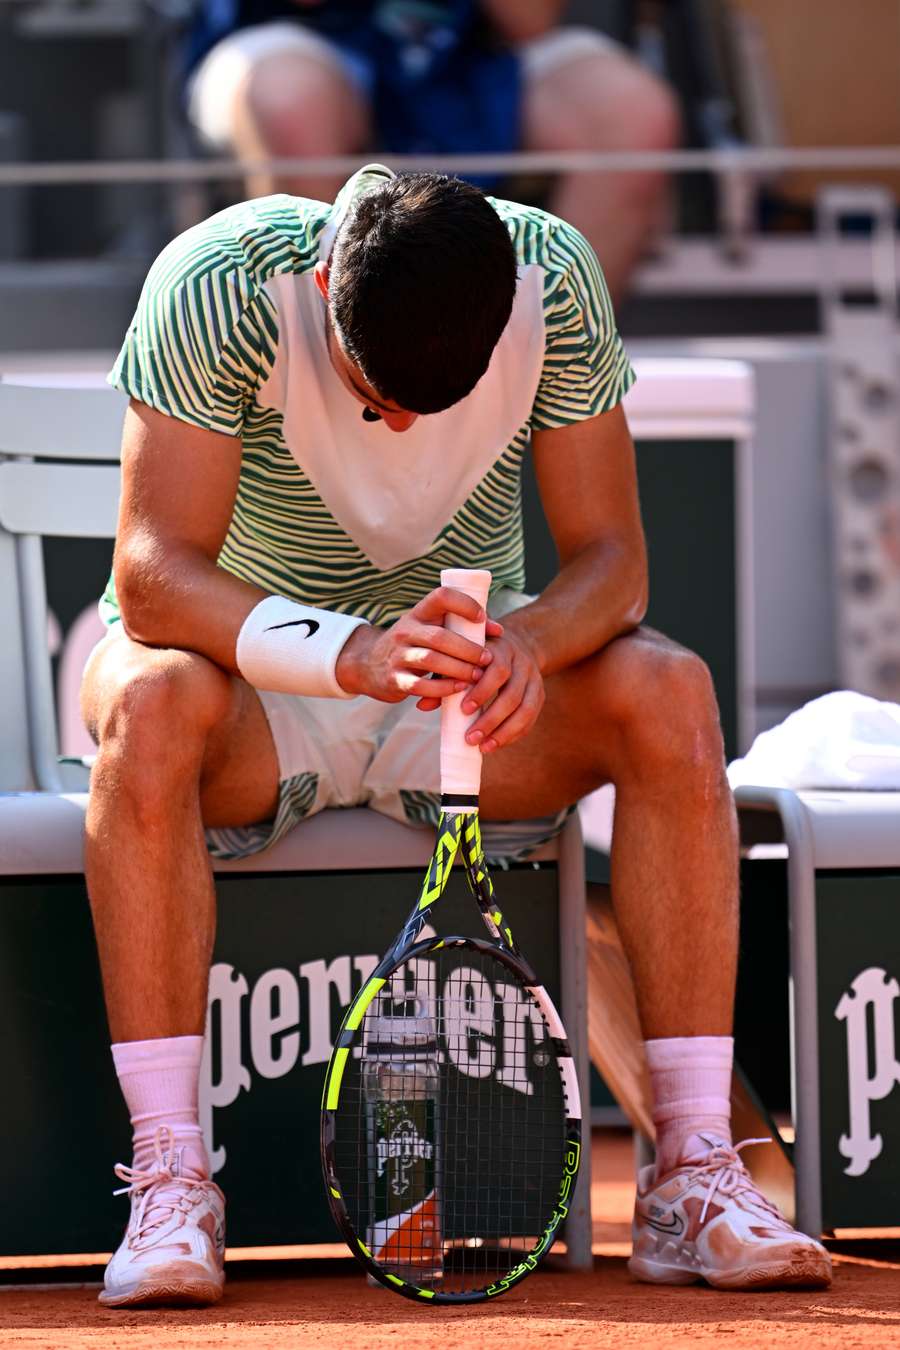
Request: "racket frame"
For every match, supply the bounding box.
[320,809,582,1304]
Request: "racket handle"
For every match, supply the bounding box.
[440,567,491,807]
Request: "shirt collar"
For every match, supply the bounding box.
[318,162,396,262]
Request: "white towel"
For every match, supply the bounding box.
[727,691,900,790]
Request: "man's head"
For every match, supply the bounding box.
[317,173,518,425]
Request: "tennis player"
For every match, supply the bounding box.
[81,165,831,1307]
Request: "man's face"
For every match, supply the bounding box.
[316,261,419,434]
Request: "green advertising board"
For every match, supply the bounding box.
[0,862,560,1256]
[815,871,900,1230]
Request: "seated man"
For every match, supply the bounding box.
[82,165,831,1308]
[184,0,679,303]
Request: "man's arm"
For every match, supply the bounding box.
[113,399,263,671]
[479,0,567,44]
[506,403,648,674]
[459,403,648,750]
[114,400,496,702]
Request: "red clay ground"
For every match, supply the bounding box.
[3,1134,898,1350]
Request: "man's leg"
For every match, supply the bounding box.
[82,635,280,1042]
[480,625,737,1051]
[81,633,280,1306]
[519,31,681,306]
[187,25,371,203]
[479,624,830,1289]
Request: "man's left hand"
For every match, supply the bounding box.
[454,629,545,753]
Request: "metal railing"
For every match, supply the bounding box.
[1,145,900,188]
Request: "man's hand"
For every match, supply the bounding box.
[457,628,545,754]
[335,586,503,705]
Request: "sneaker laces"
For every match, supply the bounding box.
[689,1137,786,1226]
[112,1124,214,1251]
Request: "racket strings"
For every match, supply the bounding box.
[333,947,567,1295]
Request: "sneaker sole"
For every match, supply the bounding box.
[629,1249,832,1292]
[99,1278,224,1309]
[705,1248,833,1291]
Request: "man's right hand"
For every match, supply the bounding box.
[335,586,502,707]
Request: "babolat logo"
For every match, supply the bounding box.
[834,966,900,1177]
[377,1119,435,1195]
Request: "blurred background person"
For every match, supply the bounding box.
[184,0,680,303]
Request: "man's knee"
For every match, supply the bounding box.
[532,47,681,154]
[90,646,232,768]
[596,632,725,772]
[243,51,356,149]
[617,69,681,155]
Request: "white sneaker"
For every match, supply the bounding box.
[100,1126,226,1308]
[629,1135,832,1292]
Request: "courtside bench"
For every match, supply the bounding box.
[0,792,589,1258]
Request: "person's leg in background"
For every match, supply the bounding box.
[520,28,681,306]
[186,22,372,204]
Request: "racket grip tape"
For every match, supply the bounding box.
[439,567,491,804]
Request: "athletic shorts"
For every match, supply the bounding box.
[187,22,617,154]
[97,590,572,867]
[205,587,572,865]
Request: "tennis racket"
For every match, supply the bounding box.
[320,568,582,1304]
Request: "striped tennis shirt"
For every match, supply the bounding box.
[103,166,635,628]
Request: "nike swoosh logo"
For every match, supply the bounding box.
[642,1212,685,1236]
[264,619,320,638]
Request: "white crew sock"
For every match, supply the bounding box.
[645,1035,733,1177]
[112,1034,209,1180]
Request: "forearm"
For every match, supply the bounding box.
[116,551,490,708]
[116,545,266,673]
[504,538,648,677]
[479,0,566,43]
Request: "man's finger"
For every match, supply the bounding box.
[402,647,483,683]
[466,669,526,742]
[461,652,510,713]
[481,677,543,752]
[411,624,490,668]
[412,586,485,626]
[396,671,462,698]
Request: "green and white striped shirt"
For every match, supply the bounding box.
[103,166,634,627]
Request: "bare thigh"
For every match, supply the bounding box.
[521,37,679,154]
[232,45,371,199]
[239,48,370,151]
[81,632,281,828]
[480,626,716,820]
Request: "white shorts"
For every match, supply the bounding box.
[206,684,571,867]
[94,587,568,864]
[187,22,618,151]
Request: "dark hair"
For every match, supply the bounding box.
[329,174,518,415]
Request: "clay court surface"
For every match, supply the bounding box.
[3,1135,898,1349]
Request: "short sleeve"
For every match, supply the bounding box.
[531,220,635,430]
[107,220,276,436]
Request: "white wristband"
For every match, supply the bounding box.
[235,596,367,699]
